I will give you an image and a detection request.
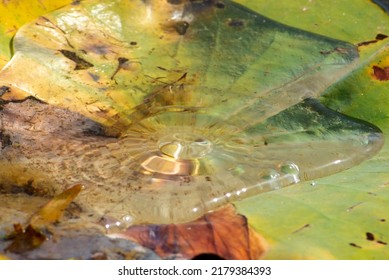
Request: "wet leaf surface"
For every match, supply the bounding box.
[0,0,388,259]
[0,0,383,227]
[120,205,267,260]
[0,0,73,67]
[235,7,389,259]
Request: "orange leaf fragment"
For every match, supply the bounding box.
[123,205,267,260]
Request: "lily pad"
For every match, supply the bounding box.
[0,0,73,68]
[0,0,383,227]
[234,0,389,259]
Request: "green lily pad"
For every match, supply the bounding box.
[235,0,389,259]
[0,0,388,260]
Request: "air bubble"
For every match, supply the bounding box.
[122,214,134,225]
[100,215,129,233]
[280,162,300,175]
[262,169,281,180]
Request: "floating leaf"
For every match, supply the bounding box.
[121,205,267,260]
[0,0,383,226]
[233,1,389,259]
[0,0,73,68]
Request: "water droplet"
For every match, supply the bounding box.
[280,162,300,183]
[262,169,280,180]
[280,162,300,175]
[100,215,127,233]
[122,214,134,225]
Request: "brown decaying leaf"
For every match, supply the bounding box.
[5,224,46,254]
[4,184,83,254]
[29,184,83,228]
[122,205,268,260]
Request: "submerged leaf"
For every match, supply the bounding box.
[5,224,46,254]
[0,0,383,225]
[29,184,83,228]
[3,184,82,255]
[121,205,267,260]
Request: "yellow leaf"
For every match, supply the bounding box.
[0,0,73,68]
[29,184,83,228]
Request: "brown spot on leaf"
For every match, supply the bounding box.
[5,224,46,254]
[174,21,190,35]
[346,202,364,212]
[227,18,245,27]
[293,223,311,234]
[0,85,10,96]
[366,232,375,241]
[215,1,225,9]
[357,34,388,47]
[357,40,379,47]
[117,57,129,69]
[349,243,362,249]
[372,65,389,81]
[111,57,138,80]
[122,205,267,260]
[59,49,94,70]
[380,218,386,222]
[376,33,388,40]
